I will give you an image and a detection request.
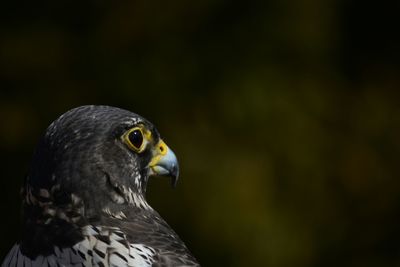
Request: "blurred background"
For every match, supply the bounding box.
[1,0,400,266]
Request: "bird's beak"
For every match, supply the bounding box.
[149,140,179,187]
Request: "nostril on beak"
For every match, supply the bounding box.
[158,142,167,155]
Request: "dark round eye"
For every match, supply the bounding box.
[128,129,143,150]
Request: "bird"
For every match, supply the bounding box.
[2,105,200,267]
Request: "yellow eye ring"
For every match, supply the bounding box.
[122,127,145,152]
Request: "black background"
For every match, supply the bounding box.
[1,1,400,266]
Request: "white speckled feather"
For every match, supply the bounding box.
[2,226,155,267]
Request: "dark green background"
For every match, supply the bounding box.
[1,1,400,266]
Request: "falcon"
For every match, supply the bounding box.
[2,105,200,267]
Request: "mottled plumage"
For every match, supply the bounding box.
[2,105,199,267]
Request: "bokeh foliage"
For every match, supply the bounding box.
[1,1,399,266]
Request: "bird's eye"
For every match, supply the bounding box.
[129,129,143,148]
[123,127,145,152]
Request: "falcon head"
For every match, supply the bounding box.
[24,105,179,223]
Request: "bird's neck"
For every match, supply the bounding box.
[104,171,151,209]
[120,186,152,210]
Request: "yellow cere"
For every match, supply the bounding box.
[158,140,168,156]
[149,140,168,167]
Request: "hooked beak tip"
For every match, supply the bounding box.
[149,141,179,188]
[171,165,179,188]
